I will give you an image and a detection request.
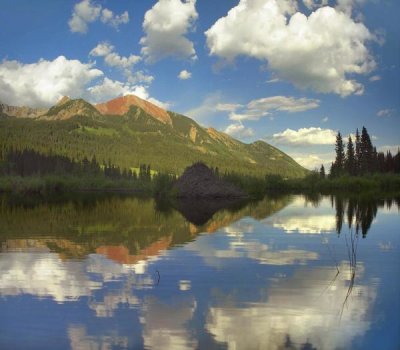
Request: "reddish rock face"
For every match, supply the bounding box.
[95,94,171,125]
[95,237,172,265]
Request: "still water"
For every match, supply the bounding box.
[0,194,399,350]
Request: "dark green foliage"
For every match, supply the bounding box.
[330,126,399,178]
[0,107,307,179]
[319,164,325,179]
[332,132,345,177]
[0,148,159,194]
[345,136,356,175]
[153,173,177,197]
[359,126,374,174]
[355,128,361,174]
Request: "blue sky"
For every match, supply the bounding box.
[0,0,399,169]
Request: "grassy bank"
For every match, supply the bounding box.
[267,173,400,194]
[1,172,400,198]
[0,175,154,195]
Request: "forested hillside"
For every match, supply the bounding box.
[0,96,307,178]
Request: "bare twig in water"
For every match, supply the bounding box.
[155,269,160,286]
[322,233,340,274]
[319,234,341,298]
[320,269,340,298]
[340,228,358,320]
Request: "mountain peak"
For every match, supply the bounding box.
[40,98,101,120]
[0,102,47,118]
[95,94,172,125]
[56,96,71,106]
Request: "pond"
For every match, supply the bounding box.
[0,194,399,349]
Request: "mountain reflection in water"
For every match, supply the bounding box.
[0,193,399,350]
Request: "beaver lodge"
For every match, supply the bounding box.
[174,162,247,198]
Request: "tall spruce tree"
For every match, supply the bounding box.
[345,136,356,175]
[355,128,361,175]
[320,164,326,179]
[333,132,345,176]
[359,126,373,174]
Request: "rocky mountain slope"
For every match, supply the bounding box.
[95,95,171,125]
[0,102,47,118]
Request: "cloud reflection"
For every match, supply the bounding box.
[206,264,376,350]
[68,325,128,350]
[0,252,100,302]
[187,222,319,267]
[141,296,197,350]
[269,215,337,234]
[0,249,156,306]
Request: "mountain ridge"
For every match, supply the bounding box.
[95,95,172,125]
[0,95,307,178]
[0,102,47,119]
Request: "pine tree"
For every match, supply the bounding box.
[355,128,361,175]
[333,132,345,177]
[345,136,356,175]
[319,164,325,179]
[329,162,337,178]
[394,149,400,173]
[386,151,393,172]
[359,127,373,174]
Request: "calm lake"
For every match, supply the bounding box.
[0,194,399,350]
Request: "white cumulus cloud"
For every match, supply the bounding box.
[336,0,366,15]
[178,70,192,80]
[0,56,103,107]
[89,42,114,57]
[292,152,335,170]
[248,96,320,113]
[321,116,329,123]
[205,0,375,96]
[303,0,328,10]
[230,96,319,121]
[87,77,169,109]
[216,103,243,112]
[376,108,394,118]
[100,9,129,29]
[272,127,337,146]
[90,42,153,85]
[69,0,129,33]
[378,145,400,155]
[224,123,254,139]
[369,75,381,82]
[90,42,141,69]
[140,0,198,62]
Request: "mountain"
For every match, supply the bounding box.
[0,102,47,119]
[95,95,172,125]
[39,97,102,120]
[0,95,307,178]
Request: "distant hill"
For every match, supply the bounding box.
[0,102,47,119]
[0,95,307,178]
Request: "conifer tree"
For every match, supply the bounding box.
[345,136,356,175]
[359,127,373,174]
[319,164,325,179]
[355,128,361,175]
[333,132,345,176]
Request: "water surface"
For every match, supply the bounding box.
[0,194,399,349]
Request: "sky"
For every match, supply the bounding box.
[0,0,399,170]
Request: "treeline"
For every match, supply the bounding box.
[0,148,181,195]
[326,126,400,178]
[0,148,153,181]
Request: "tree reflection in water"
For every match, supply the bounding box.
[330,195,399,237]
